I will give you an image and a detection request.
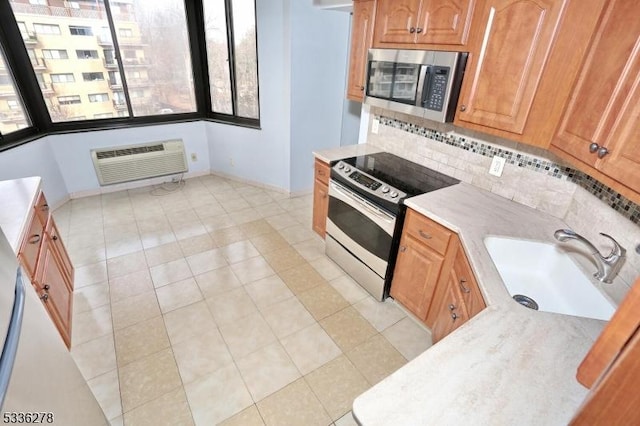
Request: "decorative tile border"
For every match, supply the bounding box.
[378,115,640,225]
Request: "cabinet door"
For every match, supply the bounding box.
[18,212,45,279]
[454,247,485,317]
[374,0,422,45]
[431,267,469,343]
[37,235,73,348]
[47,217,74,287]
[552,0,640,194]
[390,234,444,321]
[347,0,376,101]
[415,0,475,46]
[312,179,329,238]
[456,0,567,134]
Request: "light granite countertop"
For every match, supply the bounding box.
[312,144,614,425]
[0,177,42,253]
[353,183,613,425]
[313,144,382,164]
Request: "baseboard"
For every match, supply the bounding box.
[209,170,290,195]
[69,170,210,199]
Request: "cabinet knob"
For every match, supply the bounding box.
[416,27,423,34]
[28,234,41,244]
[460,105,467,112]
[459,278,471,293]
[52,235,58,241]
[42,204,49,211]
[399,246,407,252]
[43,284,50,291]
[597,147,609,159]
[40,293,49,302]
[448,304,456,311]
[589,143,599,153]
[418,230,432,240]
[359,86,364,91]
[451,312,458,320]
[409,27,416,34]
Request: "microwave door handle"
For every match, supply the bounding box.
[419,65,431,107]
[0,268,26,409]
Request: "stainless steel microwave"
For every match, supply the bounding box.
[364,49,468,123]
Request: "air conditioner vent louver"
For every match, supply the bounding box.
[95,144,165,159]
[91,140,187,186]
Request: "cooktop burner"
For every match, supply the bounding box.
[339,152,460,197]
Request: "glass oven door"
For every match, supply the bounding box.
[326,181,395,278]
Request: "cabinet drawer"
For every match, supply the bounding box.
[314,159,330,186]
[403,209,452,256]
[453,247,486,317]
[34,191,50,227]
[18,212,45,279]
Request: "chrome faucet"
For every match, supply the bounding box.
[554,229,626,283]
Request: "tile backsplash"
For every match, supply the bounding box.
[367,110,640,290]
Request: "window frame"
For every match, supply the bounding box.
[0,0,261,150]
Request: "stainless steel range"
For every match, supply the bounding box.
[325,152,459,301]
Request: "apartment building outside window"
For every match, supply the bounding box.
[43,49,68,59]
[33,23,60,35]
[69,26,93,36]
[0,0,260,143]
[77,50,99,59]
[83,72,104,82]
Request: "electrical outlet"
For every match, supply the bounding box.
[489,156,506,177]
[190,153,197,162]
[372,117,380,134]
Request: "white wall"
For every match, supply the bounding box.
[0,138,69,208]
[47,121,209,197]
[289,3,350,193]
[206,0,291,191]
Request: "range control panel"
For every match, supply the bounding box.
[331,160,406,203]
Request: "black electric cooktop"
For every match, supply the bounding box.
[340,152,460,198]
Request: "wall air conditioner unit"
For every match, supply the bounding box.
[91,139,188,185]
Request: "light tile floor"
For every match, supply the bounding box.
[52,175,433,426]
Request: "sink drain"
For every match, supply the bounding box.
[513,294,539,310]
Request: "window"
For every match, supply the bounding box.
[88,93,109,103]
[50,73,75,83]
[7,100,19,110]
[69,26,93,36]
[82,72,104,81]
[57,95,81,105]
[76,50,99,59]
[204,0,259,118]
[42,49,68,59]
[0,48,30,136]
[3,0,259,135]
[33,23,61,35]
[29,0,48,5]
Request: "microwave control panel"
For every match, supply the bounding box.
[424,66,450,112]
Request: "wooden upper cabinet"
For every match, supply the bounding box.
[456,0,566,134]
[416,0,475,46]
[551,0,640,199]
[373,0,475,48]
[347,0,376,102]
[375,0,422,45]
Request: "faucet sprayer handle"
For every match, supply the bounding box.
[599,233,626,258]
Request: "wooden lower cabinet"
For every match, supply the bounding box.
[312,159,330,238]
[390,208,486,341]
[431,270,470,343]
[36,234,73,348]
[390,233,445,321]
[17,191,74,348]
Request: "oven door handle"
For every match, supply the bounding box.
[329,181,395,224]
